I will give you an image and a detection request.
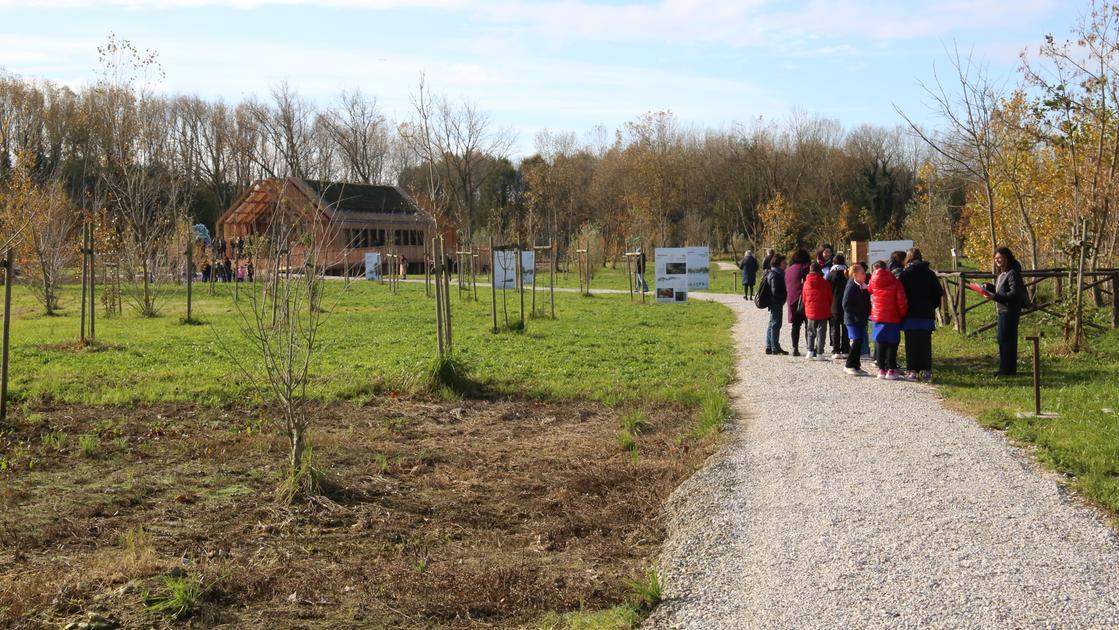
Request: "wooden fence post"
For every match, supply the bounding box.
[1112,272,1119,330]
[80,223,89,343]
[550,239,556,319]
[1,249,13,424]
[186,239,193,323]
[490,238,498,333]
[958,272,968,335]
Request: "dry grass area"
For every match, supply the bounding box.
[0,397,710,628]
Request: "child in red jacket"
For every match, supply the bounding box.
[802,262,833,360]
[868,261,908,379]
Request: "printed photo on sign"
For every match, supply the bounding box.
[364,252,382,281]
[493,250,518,289]
[655,247,689,304]
[686,246,710,290]
[521,250,535,286]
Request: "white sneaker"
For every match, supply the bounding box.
[844,367,867,376]
[830,353,843,360]
[815,355,828,361]
[806,352,816,359]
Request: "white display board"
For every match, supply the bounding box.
[867,240,914,267]
[655,247,689,304]
[364,252,382,281]
[686,246,710,290]
[493,250,517,289]
[521,250,535,286]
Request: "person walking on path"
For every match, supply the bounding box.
[842,263,871,375]
[739,250,758,299]
[635,247,649,292]
[785,248,811,356]
[765,254,789,355]
[869,261,908,380]
[898,248,943,382]
[761,248,775,272]
[826,253,849,359]
[979,247,1027,376]
[802,262,833,360]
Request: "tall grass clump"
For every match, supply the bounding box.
[424,354,477,397]
[693,389,731,438]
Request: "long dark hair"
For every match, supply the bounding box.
[790,248,811,265]
[995,246,1022,273]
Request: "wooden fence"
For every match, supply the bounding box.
[937,268,1119,336]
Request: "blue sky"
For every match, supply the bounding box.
[0,0,1085,157]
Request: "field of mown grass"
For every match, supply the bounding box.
[1,279,735,410]
[929,297,1119,516]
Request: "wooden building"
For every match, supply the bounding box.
[217,177,445,275]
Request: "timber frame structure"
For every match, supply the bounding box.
[217,177,440,275]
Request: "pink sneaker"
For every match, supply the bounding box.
[885,370,901,381]
[877,369,887,379]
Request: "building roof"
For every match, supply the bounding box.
[302,180,418,215]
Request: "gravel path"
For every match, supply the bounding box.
[646,292,1119,629]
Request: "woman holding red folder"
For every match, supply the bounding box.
[974,247,1026,376]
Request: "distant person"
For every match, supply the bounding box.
[635,247,648,292]
[826,253,850,358]
[236,265,246,282]
[400,255,409,279]
[761,248,776,272]
[898,248,943,382]
[978,247,1026,376]
[802,262,832,360]
[739,250,758,299]
[842,263,871,376]
[223,258,233,283]
[785,248,811,356]
[201,261,211,283]
[869,261,908,380]
[247,261,255,283]
[765,254,789,355]
[816,245,835,271]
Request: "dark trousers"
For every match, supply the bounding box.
[830,314,849,354]
[806,319,828,355]
[743,279,755,298]
[875,342,899,370]
[790,313,805,351]
[846,337,864,369]
[904,330,933,372]
[996,311,1020,374]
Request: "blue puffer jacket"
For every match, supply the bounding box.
[842,279,870,326]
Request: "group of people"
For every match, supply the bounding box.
[740,245,1028,380]
[201,258,254,283]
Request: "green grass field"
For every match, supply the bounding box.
[929,299,1119,515]
[2,278,736,410]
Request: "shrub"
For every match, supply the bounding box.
[144,573,203,620]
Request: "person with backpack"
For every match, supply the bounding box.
[785,248,811,356]
[869,260,908,380]
[843,263,871,375]
[739,250,758,299]
[978,247,1027,376]
[898,248,943,382]
[826,253,849,359]
[802,262,832,360]
[762,253,789,355]
[761,248,775,272]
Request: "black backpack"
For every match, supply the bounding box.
[754,277,772,309]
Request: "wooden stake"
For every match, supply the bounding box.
[433,240,445,356]
[441,237,453,353]
[516,247,525,326]
[550,239,556,319]
[490,237,498,333]
[186,239,193,322]
[88,226,95,340]
[0,249,12,424]
[80,224,88,343]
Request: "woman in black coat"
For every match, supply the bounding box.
[898,248,943,381]
[980,247,1026,376]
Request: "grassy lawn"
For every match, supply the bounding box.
[2,279,735,410]
[928,297,1119,516]
[0,276,737,628]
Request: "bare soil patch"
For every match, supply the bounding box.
[0,397,708,628]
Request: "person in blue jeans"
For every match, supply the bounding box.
[979,247,1026,376]
[765,253,789,355]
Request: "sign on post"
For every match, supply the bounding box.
[686,246,710,290]
[867,240,914,267]
[493,250,517,289]
[520,250,535,287]
[364,252,382,281]
[655,248,689,304]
